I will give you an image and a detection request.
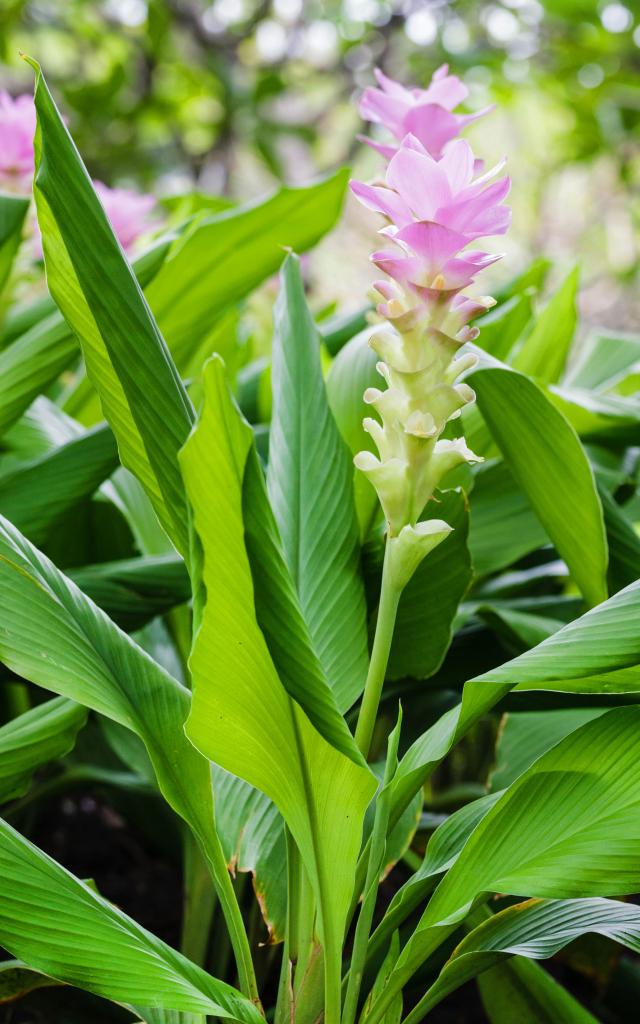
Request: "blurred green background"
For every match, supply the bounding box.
[1,0,639,326]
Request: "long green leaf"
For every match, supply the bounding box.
[268,254,368,711]
[0,515,212,841]
[511,266,578,383]
[69,553,190,632]
[0,697,87,802]
[387,579,640,860]
[547,384,640,442]
[469,352,608,606]
[372,792,503,950]
[0,512,258,997]
[0,193,30,300]
[28,60,194,557]
[181,358,376,1010]
[214,769,287,943]
[477,956,597,1024]
[325,326,379,535]
[145,172,348,363]
[474,291,533,362]
[0,423,118,545]
[0,819,261,1023]
[468,461,548,576]
[0,313,77,438]
[372,707,640,1020]
[564,328,640,391]
[410,896,640,1021]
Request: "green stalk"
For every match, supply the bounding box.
[355,541,402,758]
[342,714,401,1024]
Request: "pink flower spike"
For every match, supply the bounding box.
[93,181,159,253]
[0,92,36,192]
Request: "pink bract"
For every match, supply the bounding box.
[360,65,490,159]
[0,92,36,192]
[350,133,510,293]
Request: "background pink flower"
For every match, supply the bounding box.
[93,181,159,253]
[0,92,36,192]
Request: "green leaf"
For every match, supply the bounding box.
[413,896,640,1021]
[326,326,380,535]
[0,233,177,442]
[69,553,190,632]
[469,353,608,606]
[473,578,640,694]
[320,305,372,357]
[388,579,640,859]
[489,708,605,791]
[564,328,640,391]
[181,358,376,1008]
[0,193,30,300]
[0,959,62,1002]
[0,313,77,438]
[378,707,640,1019]
[546,385,640,442]
[0,423,119,545]
[362,932,402,1024]
[474,605,563,653]
[243,447,365,763]
[0,514,215,870]
[268,254,368,711]
[424,706,640,922]
[144,170,348,363]
[511,266,579,383]
[0,697,87,802]
[475,292,533,362]
[478,956,598,1024]
[0,819,262,1023]
[213,768,287,943]
[597,483,640,595]
[468,461,548,576]
[29,60,195,557]
[387,489,472,680]
[368,792,503,967]
[491,258,551,305]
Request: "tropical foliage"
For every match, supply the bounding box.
[0,31,639,1024]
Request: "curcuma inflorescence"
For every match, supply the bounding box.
[351,66,511,584]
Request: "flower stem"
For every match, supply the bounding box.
[342,715,401,1024]
[355,540,402,759]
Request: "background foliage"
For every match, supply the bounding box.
[1,0,639,326]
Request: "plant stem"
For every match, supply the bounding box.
[342,716,401,1024]
[355,541,402,759]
